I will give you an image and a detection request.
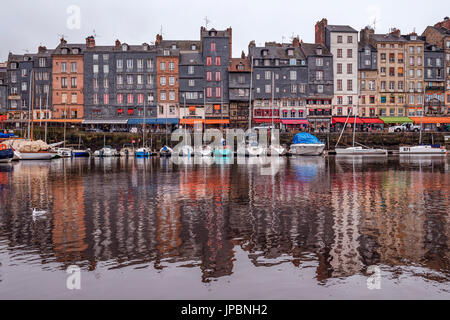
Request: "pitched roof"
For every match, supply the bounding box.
[300,43,332,57]
[249,45,306,60]
[326,25,357,33]
[179,52,203,65]
[369,34,407,42]
[228,58,251,72]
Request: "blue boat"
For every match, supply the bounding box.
[0,148,14,163]
[72,150,91,157]
[135,148,150,158]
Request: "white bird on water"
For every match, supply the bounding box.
[32,208,47,219]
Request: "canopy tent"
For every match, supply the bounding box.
[180,119,205,125]
[254,119,282,123]
[83,119,128,125]
[361,118,384,124]
[332,117,364,124]
[379,117,413,124]
[292,132,321,145]
[34,119,83,123]
[204,119,230,125]
[127,118,179,125]
[409,117,450,124]
[281,119,309,125]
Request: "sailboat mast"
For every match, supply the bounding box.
[30,69,35,141]
[419,91,425,145]
[143,96,146,148]
[44,88,48,143]
[248,56,254,130]
[27,71,32,139]
[353,85,359,148]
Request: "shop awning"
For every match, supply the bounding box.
[180,119,205,125]
[204,119,230,125]
[34,119,83,123]
[409,117,450,124]
[281,119,309,125]
[127,118,179,125]
[361,118,384,124]
[379,117,413,124]
[332,117,364,124]
[254,119,282,123]
[83,119,128,125]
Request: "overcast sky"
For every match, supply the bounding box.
[0,0,448,61]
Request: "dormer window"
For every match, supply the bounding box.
[209,30,217,36]
[143,44,149,51]
[172,44,177,50]
[62,48,68,54]
[316,47,322,55]
[237,64,244,71]
[275,59,280,66]
[191,44,197,50]
[287,49,294,56]
[73,48,79,54]
[164,50,170,56]
[411,35,417,41]
[122,44,128,51]
[262,49,268,57]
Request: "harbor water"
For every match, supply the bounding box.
[0,156,449,299]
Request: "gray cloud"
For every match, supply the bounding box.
[0,0,447,61]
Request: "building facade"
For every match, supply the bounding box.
[51,38,85,121]
[228,56,251,129]
[358,37,378,117]
[424,43,446,115]
[404,34,425,117]
[156,46,180,122]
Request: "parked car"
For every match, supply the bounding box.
[389,123,421,133]
[252,124,275,131]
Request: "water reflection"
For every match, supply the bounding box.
[0,157,449,294]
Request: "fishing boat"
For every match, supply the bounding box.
[160,145,173,157]
[0,146,14,163]
[399,145,447,155]
[135,147,151,158]
[290,133,326,156]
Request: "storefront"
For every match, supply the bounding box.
[409,117,450,131]
[281,119,309,132]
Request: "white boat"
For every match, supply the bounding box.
[94,145,117,157]
[194,145,213,157]
[135,147,151,158]
[289,133,325,156]
[178,145,194,157]
[399,145,447,155]
[56,148,73,158]
[20,151,58,160]
[335,147,388,156]
[290,144,326,156]
[12,150,21,161]
[120,144,135,157]
[269,145,287,156]
[247,142,266,157]
[160,146,173,157]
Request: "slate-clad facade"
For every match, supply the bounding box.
[358,31,378,117]
[0,62,8,113]
[228,57,251,128]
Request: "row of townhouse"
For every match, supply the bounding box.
[1,18,450,131]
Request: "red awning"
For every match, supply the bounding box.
[281,119,309,125]
[332,117,364,124]
[361,118,384,124]
[254,119,282,123]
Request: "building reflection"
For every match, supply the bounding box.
[0,157,448,284]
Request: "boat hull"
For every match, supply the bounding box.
[290,144,325,156]
[73,151,90,157]
[20,152,57,160]
[214,148,233,157]
[335,148,387,156]
[0,148,14,163]
[399,146,447,155]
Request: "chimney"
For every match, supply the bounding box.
[292,37,300,48]
[155,34,163,46]
[315,18,328,45]
[227,27,233,58]
[86,36,95,48]
[241,51,246,59]
[360,26,374,44]
[60,37,67,45]
[115,39,121,49]
[390,28,401,37]
[38,46,47,54]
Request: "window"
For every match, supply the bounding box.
[147,75,154,85]
[71,77,77,88]
[316,58,323,66]
[347,63,352,74]
[337,79,342,91]
[409,46,414,54]
[71,62,77,72]
[137,75,143,85]
[93,78,99,89]
[398,81,404,90]
[188,66,194,74]
[361,80,366,90]
[265,71,271,80]
[290,71,297,80]
[206,72,212,81]
[381,81,386,90]
[71,93,77,104]
[160,76,166,86]
[104,94,109,104]
[116,75,123,85]
[127,75,133,85]
[210,42,216,52]
[348,96,353,105]
[347,36,353,43]
[337,63,342,74]
[117,59,123,70]
[61,77,67,88]
[169,62,175,71]
[189,79,195,87]
[147,59,153,70]
[39,58,46,67]
[317,85,323,93]
[62,93,67,104]
[291,85,297,93]
[61,63,67,73]
[265,84,271,93]
[289,58,296,65]
[316,71,323,80]
[238,75,245,84]
[160,62,166,71]
[169,91,175,101]
[337,96,343,105]
[93,65,98,73]
[127,59,133,69]
[347,80,352,91]
[206,57,212,66]
[337,36,343,43]
[21,82,27,91]
[347,49,352,58]
[93,93,99,105]
[215,87,221,97]
[117,94,123,104]
[137,59,143,70]
[169,76,175,85]
[206,87,212,97]
[215,72,221,81]
[215,57,221,66]
[103,65,109,74]
[103,54,109,61]
[337,49,342,58]
[127,94,134,104]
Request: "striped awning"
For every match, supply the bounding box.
[409,117,450,124]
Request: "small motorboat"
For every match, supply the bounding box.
[160,145,173,157]
[194,145,213,157]
[56,148,73,158]
[135,147,151,158]
[290,133,325,156]
[335,147,388,156]
[0,146,14,163]
[399,145,447,155]
[94,145,117,157]
[72,149,91,157]
[120,144,135,157]
[20,151,58,160]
